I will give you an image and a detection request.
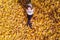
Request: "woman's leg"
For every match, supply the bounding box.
[27,15,33,28]
[27,15,31,25]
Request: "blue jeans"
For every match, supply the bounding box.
[27,14,33,28]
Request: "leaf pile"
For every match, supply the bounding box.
[0,0,60,40]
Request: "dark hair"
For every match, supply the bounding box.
[18,0,31,4]
[27,6,33,9]
[26,0,31,4]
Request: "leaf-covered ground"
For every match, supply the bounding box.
[0,0,60,40]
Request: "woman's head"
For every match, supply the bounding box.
[27,6,32,9]
[27,3,32,8]
[27,3,32,9]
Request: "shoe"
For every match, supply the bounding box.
[29,23,32,29]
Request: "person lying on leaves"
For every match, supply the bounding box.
[26,3,34,28]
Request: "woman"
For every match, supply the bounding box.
[26,3,34,28]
